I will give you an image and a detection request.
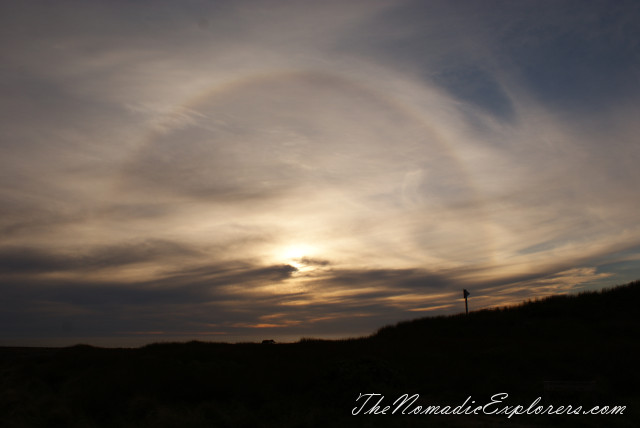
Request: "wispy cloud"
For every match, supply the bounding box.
[1,0,639,345]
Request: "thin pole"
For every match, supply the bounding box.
[463,289,470,315]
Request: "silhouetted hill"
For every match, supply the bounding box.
[1,280,638,427]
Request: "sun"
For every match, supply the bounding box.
[282,246,303,260]
[282,245,311,261]
[279,244,315,269]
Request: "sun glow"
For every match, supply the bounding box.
[278,244,316,270]
[282,245,309,260]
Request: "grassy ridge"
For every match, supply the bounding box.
[1,280,638,427]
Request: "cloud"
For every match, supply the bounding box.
[0,240,200,274]
[1,0,639,344]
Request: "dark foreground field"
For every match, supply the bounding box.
[1,281,639,428]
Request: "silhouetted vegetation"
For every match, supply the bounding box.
[1,280,639,427]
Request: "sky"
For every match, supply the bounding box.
[1,0,640,346]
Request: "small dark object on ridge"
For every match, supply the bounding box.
[463,289,470,315]
[261,339,276,344]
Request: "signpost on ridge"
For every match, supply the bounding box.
[463,289,470,315]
